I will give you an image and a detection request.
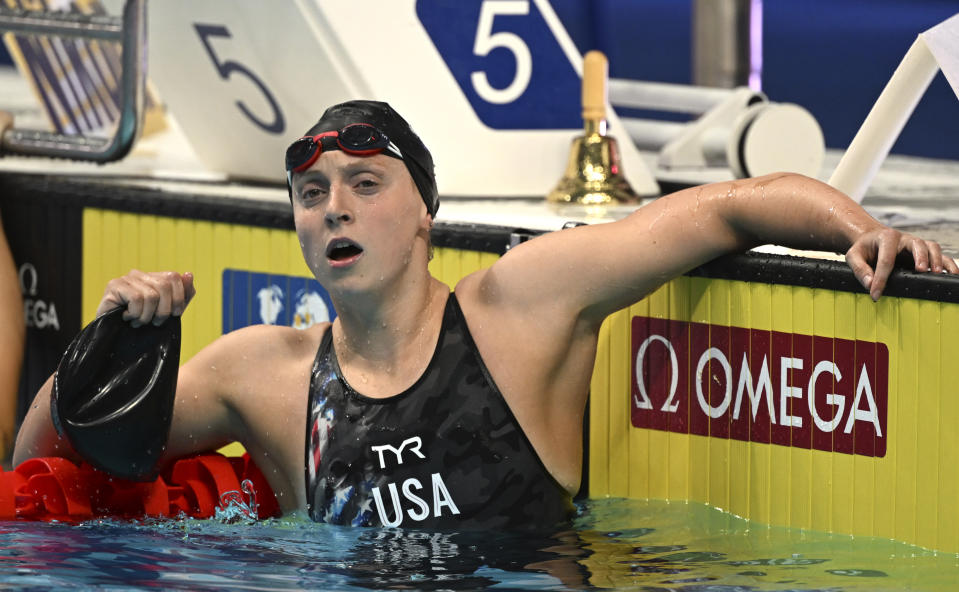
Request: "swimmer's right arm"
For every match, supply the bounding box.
[12,374,69,465]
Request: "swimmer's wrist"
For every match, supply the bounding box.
[835,215,882,252]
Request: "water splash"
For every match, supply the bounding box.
[214,479,259,524]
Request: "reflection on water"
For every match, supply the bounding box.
[577,499,958,591]
[0,498,957,591]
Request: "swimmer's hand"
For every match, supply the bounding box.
[97,270,196,327]
[845,228,958,301]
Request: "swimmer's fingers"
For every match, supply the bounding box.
[908,236,930,272]
[845,228,896,301]
[154,271,196,324]
[97,270,195,327]
[146,272,180,326]
[181,272,197,311]
[903,229,959,275]
[140,270,199,326]
[126,270,163,327]
[848,230,957,301]
[97,274,138,320]
[845,233,879,298]
[869,230,899,301]
[944,254,959,275]
[903,234,958,275]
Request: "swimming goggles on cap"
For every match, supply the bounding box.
[285,123,403,174]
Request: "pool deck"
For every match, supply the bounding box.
[2,64,959,258]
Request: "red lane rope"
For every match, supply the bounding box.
[0,453,280,521]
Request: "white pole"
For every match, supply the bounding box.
[608,79,752,114]
[619,118,687,151]
[828,38,940,202]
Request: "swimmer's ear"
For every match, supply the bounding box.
[52,307,180,481]
[418,208,433,234]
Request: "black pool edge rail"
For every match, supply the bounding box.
[3,170,958,304]
[689,250,959,304]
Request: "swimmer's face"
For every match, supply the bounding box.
[291,150,431,294]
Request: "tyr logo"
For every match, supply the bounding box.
[368,435,460,527]
[371,436,426,470]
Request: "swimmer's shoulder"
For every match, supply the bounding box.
[186,321,331,372]
[454,261,517,314]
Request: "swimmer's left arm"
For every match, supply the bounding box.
[483,173,955,327]
[458,172,954,490]
[712,173,958,301]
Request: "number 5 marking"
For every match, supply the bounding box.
[470,0,532,104]
[194,24,286,134]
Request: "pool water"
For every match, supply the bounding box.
[1,498,956,591]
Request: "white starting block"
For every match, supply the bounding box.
[145,0,660,198]
[610,80,825,180]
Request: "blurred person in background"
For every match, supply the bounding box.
[0,110,26,467]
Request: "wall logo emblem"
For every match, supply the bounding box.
[19,262,59,331]
[631,316,889,457]
[223,269,335,333]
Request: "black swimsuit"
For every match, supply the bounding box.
[304,293,574,529]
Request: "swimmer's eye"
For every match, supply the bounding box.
[354,178,379,194]
[299,186,327,203]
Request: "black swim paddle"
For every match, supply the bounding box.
[51,308,180,481]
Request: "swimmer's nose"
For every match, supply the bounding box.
[324,210,352,226]
[325,188,353,227]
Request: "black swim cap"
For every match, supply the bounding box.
[52,308,180,481]
[294,100,438,217]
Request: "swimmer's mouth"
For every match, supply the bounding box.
[326,238,364,262]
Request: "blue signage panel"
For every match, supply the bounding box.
[222,269,336,333]
[416,0,582,130]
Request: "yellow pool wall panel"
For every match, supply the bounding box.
[82,208,958,554]
[588,275,959,554]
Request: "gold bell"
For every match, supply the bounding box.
[547,51,640,206]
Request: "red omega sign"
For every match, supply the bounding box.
[631,317,888,457]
